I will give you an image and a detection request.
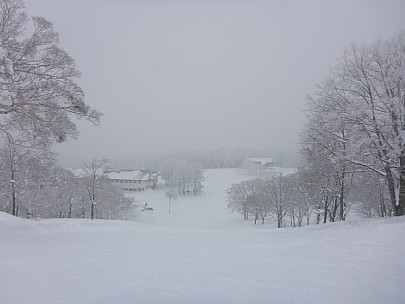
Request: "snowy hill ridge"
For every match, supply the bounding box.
[1,212,405,304]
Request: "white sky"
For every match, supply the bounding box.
[25,0,405,167]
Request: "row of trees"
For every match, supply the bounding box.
[159,160,204,196]
[0,0,124,219]
[228,31,405,226]
[227,167,385,227]
[300,31,405,218]
[227,174,308,228]
[0,151,137,220]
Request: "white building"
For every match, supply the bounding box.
[105,170,159,192]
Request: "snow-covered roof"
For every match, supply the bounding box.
[247,158,274,165]
[105,170,153,181]
[68,168,159,181]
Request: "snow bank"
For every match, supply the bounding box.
[0,211,36,231]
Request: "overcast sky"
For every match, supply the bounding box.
[25,0,405,167]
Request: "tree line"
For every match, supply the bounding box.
[228,31,405,226]
[0,0,136,220]
[159,160,204,196]
[0,146,137,220]
[110,148,297,173]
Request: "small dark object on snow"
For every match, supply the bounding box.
[141,203,154,212]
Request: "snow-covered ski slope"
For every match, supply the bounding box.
[1,168,404,304]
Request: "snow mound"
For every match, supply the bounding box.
[0,211,35,231]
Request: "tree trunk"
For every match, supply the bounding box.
[12,187,16,216]
[330,196,338,222]
[91,202,94,220]
[11,168,16,216]
[291,209,296,227]
[307,208,310,225]
[396,154,405,216]
[323,193,328,224]
[379,188,386,217]
[277,211,282,228]
[385,165,397,216]
[339,171,345,221]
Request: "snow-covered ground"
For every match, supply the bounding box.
[129,166,296,228]
[1,169,404,304]
[126,168,249,229]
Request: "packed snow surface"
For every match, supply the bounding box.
[1,169,404,304]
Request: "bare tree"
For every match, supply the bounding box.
[0,0,101,217]
[300,31,405,217]
[262,174,296,228]
[227,175,297,227]
[0,0,101,150]
[82,159,109,220]
[227,180,254,221]
[165,188,177,214]
[79,159,137,220]
[159,159,204,196]
[227,179,268,224]
[352,172,389,218]
[0,135,55,216]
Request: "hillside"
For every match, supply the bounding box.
[1,169,404,304]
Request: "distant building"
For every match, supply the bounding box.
[246,158,274,169]
[105,170,159,192]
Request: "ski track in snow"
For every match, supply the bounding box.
[1,168,404,304]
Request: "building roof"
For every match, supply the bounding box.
[105,170,156,181]
[69,168,159,181]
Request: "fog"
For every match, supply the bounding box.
[26,0,405,167]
